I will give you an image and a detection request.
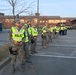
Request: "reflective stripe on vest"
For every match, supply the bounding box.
[12,27,25,42]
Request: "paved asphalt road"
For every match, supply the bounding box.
[0,30,76,75]
[0,29,10,45]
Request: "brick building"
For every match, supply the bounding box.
[0,15,75,28]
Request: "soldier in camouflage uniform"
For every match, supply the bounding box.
[41,23,48,48]
[55,25,60,38]
[22,25,32,63]
[48,24,54,43]
[9,22,25,74]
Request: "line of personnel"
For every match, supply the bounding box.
[41,23,68,48]
[8,20,68,74]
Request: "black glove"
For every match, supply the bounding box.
[9,46,18,55]
[41,35,43,38]
[31,39,34,43]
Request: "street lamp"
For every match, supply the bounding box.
[35,0,40,28]
[37,0,39,13]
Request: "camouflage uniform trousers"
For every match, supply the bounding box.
[11,43,24,65]
[55,32,59,38]
[23,42,30,60]
[47,32,53,44]
[31,36,37,53]
[53,31,56,38]
[42,35,47,47]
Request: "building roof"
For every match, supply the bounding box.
[0,15,61,19]
[0,15,76,21]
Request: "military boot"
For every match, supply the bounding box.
[34,51,38,53]
[26,59,32,63]
[11,65,15,74]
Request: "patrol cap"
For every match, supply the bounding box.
[15,21,20,24]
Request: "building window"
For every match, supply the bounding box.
[40,20,42,23]
[5,19,10,22]
[20,19,24,23]
[61,20,66,22]
[46,20,48,23]
[9,19,14,22]
[49,20,55,23]
[49,20,51,23]
[34,18,37,23]
[54,20,61,23]
[5,19,14,22]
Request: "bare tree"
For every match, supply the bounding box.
[3,0,35,22]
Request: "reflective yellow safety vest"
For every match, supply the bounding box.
[25,31,29,42]
[64,26,67,30]
[49,27,53,32]
[11,27,25,42]
[42,26,47,34]
[28,27,32,35]
[42,26,47,31]
[60,26,64,30]
[42,30,47,35]
[24,24,29,28]
[31,27,38,36]
[24,24,27,26]
[56,27,60,32]
[53,26,57,32]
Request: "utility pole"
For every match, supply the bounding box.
[37,0,39,13]
[35,0,40,28]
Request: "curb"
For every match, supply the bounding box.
[0,56,11,70]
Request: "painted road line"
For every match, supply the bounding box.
[33,54,76,59]
[49,44,76,47]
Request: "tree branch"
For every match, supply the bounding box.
[18,1,35,14]
[5,0,12,6]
